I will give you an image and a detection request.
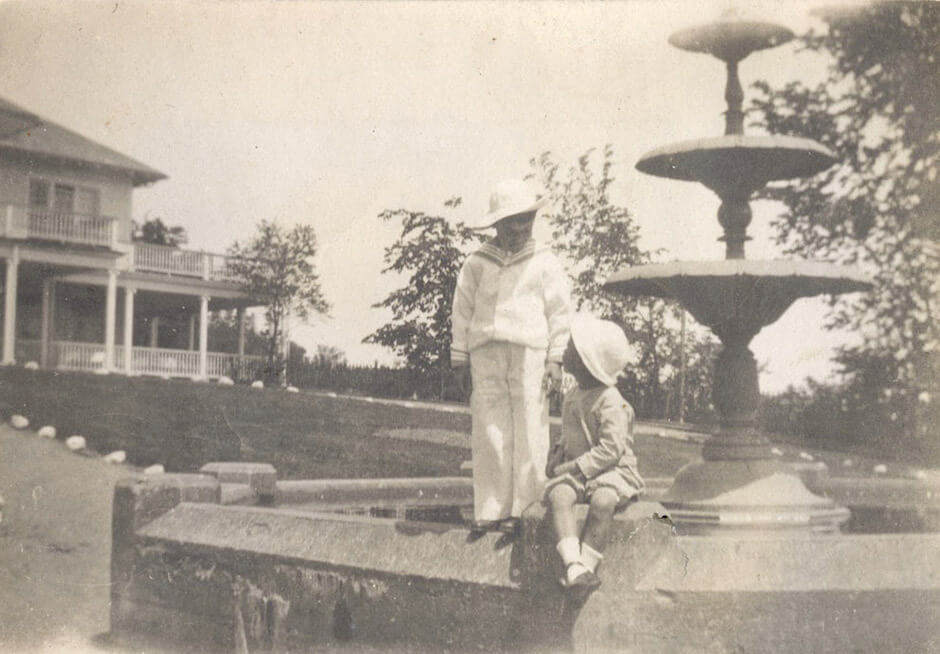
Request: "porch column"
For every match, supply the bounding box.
[150,316,160,348]
[237,307,246,356]
[123,288,135,375]
[104,269,117,372]
[198,295,209,379]
[2,246,19,365]
[40,279,52,367]
[188,314,196,351]
[237,307,246,381]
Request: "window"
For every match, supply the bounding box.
[54,184,74,212]
[29,179,49,207]
[74,187,99,215]
[28,178,99,215]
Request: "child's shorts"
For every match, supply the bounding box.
[543,470,641,508]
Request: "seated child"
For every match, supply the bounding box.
[545,314,644,592]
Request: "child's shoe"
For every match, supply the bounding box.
[568,569,601,591]
[468,519,500,534]
[498,517,521,535]
[564,567,601,603]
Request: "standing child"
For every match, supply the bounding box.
[451,179,571,535]
[545,314,644,592]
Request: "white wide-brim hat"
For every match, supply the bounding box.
[469,179,548,230]
[569,313,636,386]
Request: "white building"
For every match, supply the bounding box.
[0,97,263,379]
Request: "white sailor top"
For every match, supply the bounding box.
[451,239,571,366]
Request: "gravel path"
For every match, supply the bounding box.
[0,424,142,653]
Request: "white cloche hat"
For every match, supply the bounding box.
[469,179,548,230]
[569,314,637,386]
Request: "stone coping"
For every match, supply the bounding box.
[137,502,518,588]
[642,533,940,592]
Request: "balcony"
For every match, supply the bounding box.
[0,202,244,283]
[0,203,117,248]
[129,243,242,283]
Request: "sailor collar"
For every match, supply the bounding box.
[475,239,543,266]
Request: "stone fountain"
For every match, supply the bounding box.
[604,17,872,534]
[104,14,940,654]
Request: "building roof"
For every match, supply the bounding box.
[0,96,167,186]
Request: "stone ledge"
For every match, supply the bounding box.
[200,462,276,504]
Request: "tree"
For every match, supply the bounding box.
[751,3,939,449]
[313,344,347,368]
[207,310,267,356]
[133,215,188,247]
[530,146,717,420]
[364,198,483,400]
[227,221,330,383]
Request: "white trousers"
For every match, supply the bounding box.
[470,342,549,521]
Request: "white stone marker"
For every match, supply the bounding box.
[65,435,87,451]
[104,450,127,464]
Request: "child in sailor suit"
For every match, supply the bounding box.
[451,179,571,533]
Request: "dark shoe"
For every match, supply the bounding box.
[498,517,521,535]
[566,569,601,602]
[468,519,499,534]
[568,569,601,590]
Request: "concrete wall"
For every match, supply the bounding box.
[110,473,940,653]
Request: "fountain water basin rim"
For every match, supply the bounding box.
[605,259,872,340]
[605,259,872,298]
[636,134,837,188]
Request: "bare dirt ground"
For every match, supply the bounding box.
[0,424,142,653]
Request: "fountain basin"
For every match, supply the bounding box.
[109,469,940,652]
[605,259,871,339]
[636,135,837,194]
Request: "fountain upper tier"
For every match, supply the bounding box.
[636,135,837,196]
[669,20,794,62]
[604,259,871,343]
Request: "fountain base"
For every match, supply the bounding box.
[661,459,850,535]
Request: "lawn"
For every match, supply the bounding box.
[0,368,700,480]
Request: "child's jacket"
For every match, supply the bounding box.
[553,385,644,492]
[451,240,570,366]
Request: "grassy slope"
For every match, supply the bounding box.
[0,368,700,480]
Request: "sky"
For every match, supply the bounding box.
[0,0,871,392]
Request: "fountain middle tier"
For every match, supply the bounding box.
[636,135,837,196]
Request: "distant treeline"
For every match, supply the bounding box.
[285,358,716,424]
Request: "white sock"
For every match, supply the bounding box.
[581,542,604,573]
[557,538,589,583]
[556,537,580,565]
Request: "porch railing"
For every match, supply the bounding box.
[0,204,117,248]
[53,341,107,371]
[0,203,245,284]
[130,243,244,283]
[129,345,200,377]
[27,340,263,379]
